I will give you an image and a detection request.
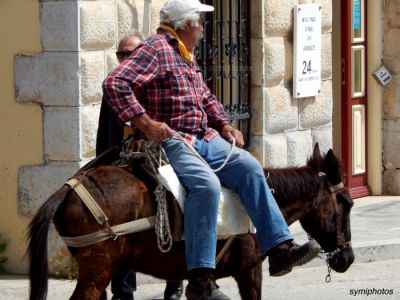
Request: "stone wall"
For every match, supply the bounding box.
[249,0,333,168]
[15,0,164,275]
[382,0,400,194]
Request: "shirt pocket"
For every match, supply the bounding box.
[166,67,192,97]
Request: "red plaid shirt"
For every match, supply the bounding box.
[102,28,229,144]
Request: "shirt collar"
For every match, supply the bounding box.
[157,25,194,64]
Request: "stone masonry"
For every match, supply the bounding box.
[382,0,400,194]
[249,0,333,167]
[15,0,164,275]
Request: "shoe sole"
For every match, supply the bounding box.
[270,242,320,277]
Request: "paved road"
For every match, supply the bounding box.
[1,259,399,299]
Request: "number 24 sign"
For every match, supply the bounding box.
[293,4,322,98]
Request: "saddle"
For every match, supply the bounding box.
[120,138,255,239]
[77,137,254,243]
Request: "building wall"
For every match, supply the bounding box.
[249,0,333,168]
[0,0,42,273]
[382,0,400,194]
[2,0,164,274]
[367,0,384,195]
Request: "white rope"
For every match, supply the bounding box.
[142,141,173,252]
[153,183,173,252]
[170,131,236,173]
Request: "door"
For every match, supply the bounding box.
[341,0,370,198]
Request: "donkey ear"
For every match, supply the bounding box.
[325,149,339,168]
[313,143,322,160]
[308,143,323,171]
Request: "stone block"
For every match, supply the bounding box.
[14,55,40,104]
[265,37,285,86]
[385,0,400,28]
[384,28,400,74]
[286,130,313,167]
[383,74,400,119]
[321,33,332,79]
[250,38,265,87]
[15,51,105,107]
[265,86,298,133]
[15,52,80,106]
[383,169,400,195]
[80,51,105,104]
[106,49,119,75]
[251,87,266,135]
[149,1,164,35]
[80,1,116,50]
[134,0,163,36]
[44,105,99,161]
[284,38,293,83]
[248,135,265,165]
[18,162,85,217]
[299,80,332,129]
[265,134,288,168]
[320,0,332,33]
[265,0,296,37]
[117,0,140,42]
[40,1,79,51]
[44,106,80,161]
[81,104,101,159]
[383,119,400,170]
[311,126,333,155]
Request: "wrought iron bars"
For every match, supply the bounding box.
[197,0,251,140]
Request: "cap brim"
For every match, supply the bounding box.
[197,3,214,12]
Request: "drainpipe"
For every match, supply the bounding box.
[143,0,152,37]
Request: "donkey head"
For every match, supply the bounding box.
[301,144,355,273]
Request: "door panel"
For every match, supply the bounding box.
[341,0,370,198]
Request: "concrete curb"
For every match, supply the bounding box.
[135,239,400,285]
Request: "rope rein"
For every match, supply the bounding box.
[118,131,235,253]
[170,132,235,172]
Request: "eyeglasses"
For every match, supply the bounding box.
[116,50,133,61]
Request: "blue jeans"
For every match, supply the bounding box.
[162,135,292,270]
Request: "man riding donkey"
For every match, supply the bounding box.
[103,0,319,298]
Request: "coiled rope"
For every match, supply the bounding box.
[118,131,235,253]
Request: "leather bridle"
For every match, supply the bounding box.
[311,172,352,282]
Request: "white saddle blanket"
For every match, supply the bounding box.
[158,164,256,237]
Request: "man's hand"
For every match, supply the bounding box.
[221,123,244,148]
[131,113,173,143]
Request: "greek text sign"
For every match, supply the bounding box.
[293,4,322,98]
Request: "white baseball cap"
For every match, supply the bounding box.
[161,0,214,22]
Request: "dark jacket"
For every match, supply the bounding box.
[96,95,124,156]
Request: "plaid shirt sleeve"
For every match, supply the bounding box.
[202,83,229,129]
[102,44,159,123]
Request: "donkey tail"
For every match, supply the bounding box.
[27,184,70,300]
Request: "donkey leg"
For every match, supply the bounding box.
[233,261,263,300]
[69,254,114,300]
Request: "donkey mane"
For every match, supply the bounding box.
[264,153,324,208]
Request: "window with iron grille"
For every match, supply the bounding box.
[196,0,252,145]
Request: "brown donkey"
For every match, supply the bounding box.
[27,144,354,300]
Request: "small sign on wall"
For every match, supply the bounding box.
[293,4,322,98]
[373,65,392,86]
